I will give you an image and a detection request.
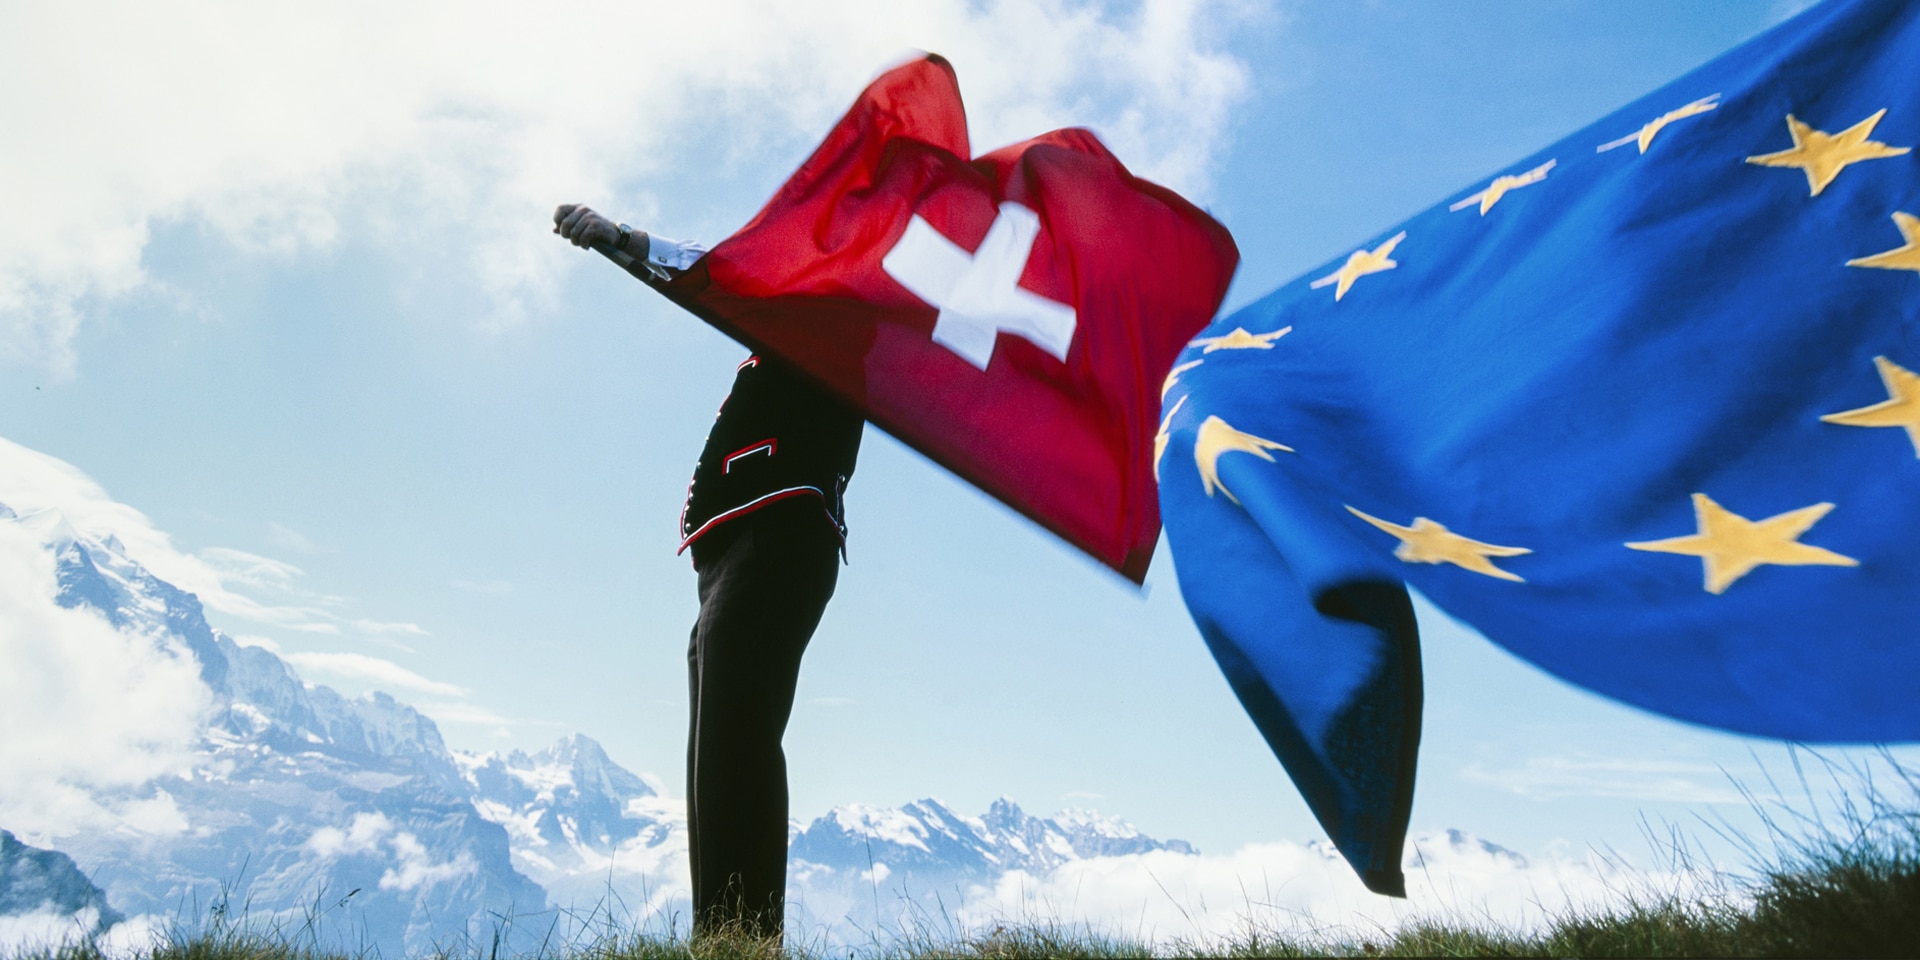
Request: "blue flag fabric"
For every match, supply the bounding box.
[1159,0,1920,895]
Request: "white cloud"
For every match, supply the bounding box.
[97,915,169,960]
[0,0,1254,373]
[380,833,477,892]
[284,651,469,698]
[307,811,395,858]
[0,511,212,840]
[0,437,491,836]
[114,789,190,839]
[304,812,476,891]
[349,618,429,637]
[1460,756,1748,805]
[949,830,1720,949]
[0,436,337,631]
[1,436,439,644]
[0,908,113,957]
[196,547,306,590]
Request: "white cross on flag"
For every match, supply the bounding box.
[641,55,1238,581]
[882,202,1077,370]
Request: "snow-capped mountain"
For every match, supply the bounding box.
[443,735,1201,937]
[452,735,686,917]
[13,502,546,956]
[793,797,1195,878]
[785,797,1197,936]
[0,496,1199,953]
[1407,829,1528,870]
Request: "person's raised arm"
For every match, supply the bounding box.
[552,203,707,278]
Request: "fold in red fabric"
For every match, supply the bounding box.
[650,55,1238,581]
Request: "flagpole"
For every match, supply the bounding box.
[592,242,637,271]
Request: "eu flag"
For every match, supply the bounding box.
[1159,0,1920,895]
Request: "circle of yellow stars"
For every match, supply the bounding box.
[1156,92,1919,594]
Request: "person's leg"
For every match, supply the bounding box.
[687,509,840,941]
[684,621,703,925]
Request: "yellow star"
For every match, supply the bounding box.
[1821,355,1920,457]
[1189,326,1292,353]
[1153,395,1187,481]
[1309,232,1405,302]
[1345,506,1532,582]
[1745,110,1910,196]
[1193,415,1291,503]
[1597,94,1720,154]
[1626,493,1857,595]
[1846,211,1920,275]
[1161,359,1203,400]
[1449,160,1556,215]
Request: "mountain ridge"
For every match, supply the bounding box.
[0,498,1199,953]
[0,830,121,937]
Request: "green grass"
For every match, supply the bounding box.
[7,866,1915,960]
[18,860,1911,960]
[11,756,1919,959]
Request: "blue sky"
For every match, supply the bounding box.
[3,0,1905,873]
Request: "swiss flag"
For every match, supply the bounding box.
[643,55,1238,582]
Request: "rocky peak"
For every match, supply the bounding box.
[0,830,123,935]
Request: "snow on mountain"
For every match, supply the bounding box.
[5,501,545,957]
[442,738,1206,939]
[783,796,1196,937]
[0,444,1678,953]
[1,493,1203,952]
[442,743,1211,943]
[792,796,1194,880]
[1407,829,1528,871]
[453,735,686,916]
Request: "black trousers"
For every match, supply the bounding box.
[686,503,840,940]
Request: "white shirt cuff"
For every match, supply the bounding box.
[644,234,707,271]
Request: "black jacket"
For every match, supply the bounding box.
[680,356,863,558]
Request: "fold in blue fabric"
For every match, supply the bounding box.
[1159,0,1920,894]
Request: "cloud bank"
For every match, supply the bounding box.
[947,830,1718,948]
[0,436,486,838]
[305,812,479,893]
[0,0,1254,374]
[0,436,420,639]
[0,507,210,840]
[283,651,470,698]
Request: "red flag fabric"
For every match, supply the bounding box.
[649,55,1238,582]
